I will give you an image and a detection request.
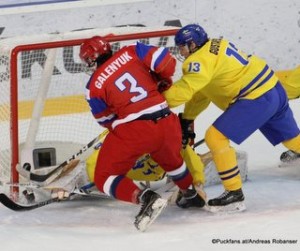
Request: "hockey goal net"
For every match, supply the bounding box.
[0,26,181,187]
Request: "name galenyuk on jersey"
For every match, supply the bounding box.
[95,52,133,89]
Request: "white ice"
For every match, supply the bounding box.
[1,101,300,251]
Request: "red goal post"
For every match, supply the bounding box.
[0,26,180,188]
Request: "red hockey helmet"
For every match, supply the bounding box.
[79,36,112,67]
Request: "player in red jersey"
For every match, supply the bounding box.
[79,36,205,231]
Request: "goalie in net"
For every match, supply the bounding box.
[32,129,248,203]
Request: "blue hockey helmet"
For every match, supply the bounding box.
[175,24,208,48]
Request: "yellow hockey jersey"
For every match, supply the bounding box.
[276,65,300,100]
[164,38,279,120]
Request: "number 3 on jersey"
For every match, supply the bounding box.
[115,72,147,103]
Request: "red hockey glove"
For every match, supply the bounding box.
[157,78,172,93]
[150,71,172,93]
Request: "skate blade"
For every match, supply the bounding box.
[135,198,168,232]
[207,201,246,214]
[278,159,300,168]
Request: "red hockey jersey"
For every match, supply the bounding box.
[85,42,176,130]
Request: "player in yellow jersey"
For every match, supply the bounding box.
[276,65,300,163]
[276,65,300,100]
[163,24,300,211]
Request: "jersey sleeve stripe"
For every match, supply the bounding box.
[150,47,167,71]
[88,97,108,114]
[95,113,116,124]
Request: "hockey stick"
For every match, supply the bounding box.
[22,130,109,184]
[0,181,176,212]
[193,138,205,149]
[0,184,110,211]
[0,193,60,211]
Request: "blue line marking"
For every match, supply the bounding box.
[0,0,80,9]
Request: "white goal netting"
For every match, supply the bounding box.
[0,26,181,185]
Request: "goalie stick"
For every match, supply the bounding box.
[0,184,113,211]
[193,138,205,149]
[0,181,176,212]
[0,188,114,211]
[0,193,60,211]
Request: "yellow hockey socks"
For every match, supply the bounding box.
[282,134,300,153]
[205,125,242,191]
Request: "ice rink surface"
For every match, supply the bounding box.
[1,101,300,251]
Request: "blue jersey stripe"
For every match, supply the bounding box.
[168,167,189,182]
[153,48,169,71]
[135,42,154,60]
[135,42,170,72]
[109,175,125,198]
[239,70,274,98]
[235,65,269,99]
[88,97,107,115]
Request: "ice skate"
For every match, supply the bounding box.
[208,188,246,213]
[176,185,206,209]
[279,150,300,168]
[134,189,167,232]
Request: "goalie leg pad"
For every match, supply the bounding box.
[43,160,88,200]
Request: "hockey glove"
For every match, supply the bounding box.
[178,113,195,149]
[150,71,172,93]
[157,78,172,93]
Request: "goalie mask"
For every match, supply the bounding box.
[79,36,112,72]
